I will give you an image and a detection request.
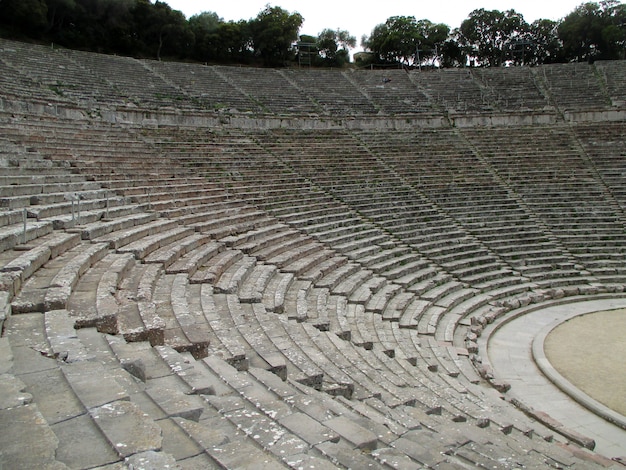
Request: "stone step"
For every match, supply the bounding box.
[66,251,133,333]
[117,225,194,260]
[92,218,180,250]
[165,241,224,276]
[0,231,81,299]
[143,232,212,268]
[0,219,54,253]
[11,241,109,314]
[74,212,158,241]
[190,249,243,284]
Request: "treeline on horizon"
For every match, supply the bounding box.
[1,0,625,68]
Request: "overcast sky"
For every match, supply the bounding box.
[165,0,605,46]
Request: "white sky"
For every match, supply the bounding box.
[165,0,604,47]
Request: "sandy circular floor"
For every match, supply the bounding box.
[544,308,626,417]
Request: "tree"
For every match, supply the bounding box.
[210,20,253,63]
[440,33,466,67]
[526,19,563,64]
[189,11,221,61]
[131,0,194,60]
[363,16,449,67]
[415,20,450,65]
[363,16,421,65]
[559,1,626,61]
[459,8,529,66]
[316,28,356,66]
[45,0,76,34]
[0,0,48,37]
[64,0,136,53]
[249,5,303,66]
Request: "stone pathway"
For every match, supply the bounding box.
[483,297,626,459]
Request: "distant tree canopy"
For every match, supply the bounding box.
[1,0,625,67]
[362,16,449,66]
[362,1,626,67]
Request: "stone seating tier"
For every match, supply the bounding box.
[2,40,626,468]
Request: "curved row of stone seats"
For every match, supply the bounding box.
[2,38,624,117]
[0,39,123,106]
[596,60,626,106]
[574,121,626,207]
[139,123,616,358]
[215,66,322,115]
[176,132,468,317]
[355,127,585,284]
[257,129,520,288]
[538,62,611,111]
[64,48,192,109]
[411,68,498,112]
[146,61,263,113]
[348,69,435,114]
[2,70,626,467]
[134,121,626,408]
[0,39,78,106]
[471,66,552,111]
[3,306,291,468]
[167,239,532,436]
[463,124,626,281]
[281,68,379,115]
[2,114,620,324]
[5,303,608,470]
[2,174,620,464]
[160,191,520,418]
[84,183,504,417]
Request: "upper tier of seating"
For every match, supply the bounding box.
[0,38,622,118]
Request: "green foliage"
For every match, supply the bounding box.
[526,19,563,64]
[558,0,626,61]
[0,0,48,36]
[363,16,449,66]
[131,0,193,60]
[315,29,355,66]
[249,5,303,66]
[458,8,529,66]
[1,1,625,67]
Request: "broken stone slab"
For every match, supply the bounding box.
[0,290,10,331]
[0,373,33,409]
[172,416,280,469]
[315,439,380,469]
[45,309,95,362]
[0,403,69,470]
[510,397,596,450]
[107,336,172,382]
[1,244,51,283]
[0,270,22,299]
[279,412,340,446]
[52,413,121,469]
[145,385,204,422]
[323,415,379,451]
[3,312,55,364]
[18,367,85,426]
[62,361,129,409]
[90,400,163,459]
[155,345,218,395]
[124,451,179,470]
[138,301,166,346]
[372,446,421,470]
[43,285,73,311]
